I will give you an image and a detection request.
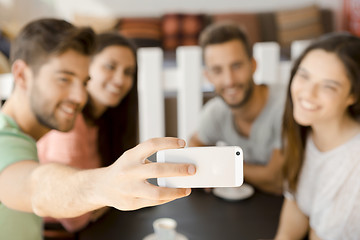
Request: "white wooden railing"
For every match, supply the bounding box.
[0,40,311,140]
[137,40,311,142]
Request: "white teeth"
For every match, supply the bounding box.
[300,99,317,110]
[107,84,121,94]
[61,105,75,114]
[224,88,237,95]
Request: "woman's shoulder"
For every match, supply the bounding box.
[344,132,360,153]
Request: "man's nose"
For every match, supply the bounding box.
[68,82,88,106]
[223,69,236,87]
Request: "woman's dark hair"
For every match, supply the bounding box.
[83,32,138,167]
[282,32,360,191]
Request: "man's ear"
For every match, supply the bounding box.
[11,59,31,90]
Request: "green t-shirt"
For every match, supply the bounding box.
[0,113,42,240]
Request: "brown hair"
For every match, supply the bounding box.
[10,18,96,74]
[283,32,360,191]
[82,32,139,167]
[199,21,252,59]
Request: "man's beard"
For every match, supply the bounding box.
[31,99,60,131]
[33,106,76,132]
[221,81,254,109]
[30,86,75,132]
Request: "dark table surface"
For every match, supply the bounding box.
[79,188,283,240]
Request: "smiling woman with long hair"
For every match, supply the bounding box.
[275,33,360,240]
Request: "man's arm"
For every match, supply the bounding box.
[243,149,284,195]
[0,138,196,218]
[275,198,309,240]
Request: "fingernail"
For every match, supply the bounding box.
[185,188,191,195]
[188,165,196,175]
[178,139,186,148]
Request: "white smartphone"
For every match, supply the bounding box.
[156,146,243,188]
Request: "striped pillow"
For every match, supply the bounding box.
[162,14,206,51]
[275,5,324,47]
[116,18,162,48]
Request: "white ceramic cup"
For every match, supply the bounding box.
[153,218,177,240]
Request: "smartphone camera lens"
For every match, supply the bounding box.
[236,151,241,156]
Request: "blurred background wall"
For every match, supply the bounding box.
[0,0,343,31]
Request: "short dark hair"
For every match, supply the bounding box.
[199,21,252,58]
[10,18,96,74]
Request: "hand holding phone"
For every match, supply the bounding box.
[157,146,243,188]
